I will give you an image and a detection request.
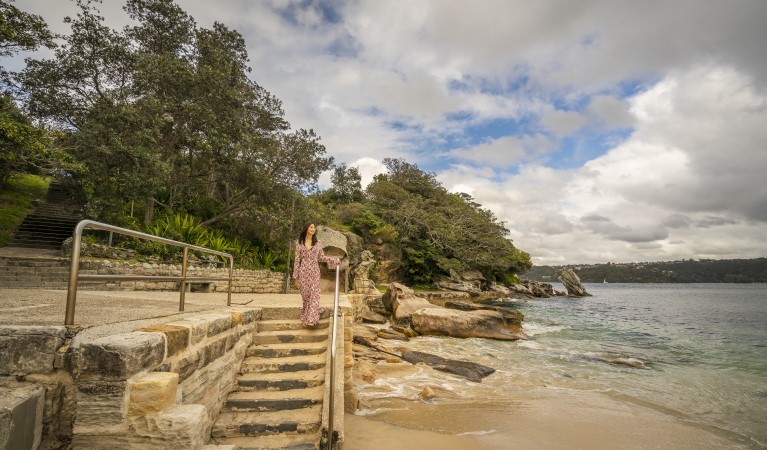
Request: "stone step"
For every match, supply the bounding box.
[234,368,326,392]
[252,329,329,345]
[247,341,327,358]
[5,241,62,250]
[225,387,324,412]
[210,405,322,438]
[240,354,326,374]
[0,258,69,267]
[211,434,319,450]
[258,319,329,332]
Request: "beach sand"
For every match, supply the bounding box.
[345,382,749,450]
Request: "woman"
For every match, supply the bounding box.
[292,222,340,326]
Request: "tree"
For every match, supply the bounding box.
[0,94,48,186]
[359,161,532,285]
[0,0,61,186]
[328,163,363,204]
[19,0,333,230]
[0,0,56,82]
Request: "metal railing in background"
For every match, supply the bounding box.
[65,220,234,326]
[328,264,341,449]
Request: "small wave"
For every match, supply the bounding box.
[517,341,542,350]
[355,407,409,416]
[524,322,568,337]
[457,429,497,436]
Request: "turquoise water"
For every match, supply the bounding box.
[515,283,767,448]
[358,284,767,448]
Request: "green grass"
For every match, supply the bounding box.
[0,174,51,247]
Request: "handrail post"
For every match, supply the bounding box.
[65,220,88,326]
[63,219,234,326]
[227,255,233,306]
[179,247,189,311]
[328,265,340,449]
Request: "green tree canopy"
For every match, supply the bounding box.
[19,0,333,230]
[342,158,532,285]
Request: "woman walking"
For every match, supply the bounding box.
[292,222,340,326]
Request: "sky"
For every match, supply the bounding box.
[7,0,767,266]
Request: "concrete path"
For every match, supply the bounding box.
[0,289,348,345]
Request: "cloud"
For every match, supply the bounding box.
[449,134,552,168]
[7,0,767,265]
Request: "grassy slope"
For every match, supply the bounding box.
[0,174,51,246]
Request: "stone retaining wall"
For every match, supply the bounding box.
[0,307,260,449]
[0,256,286,293]
[79,260,286,293]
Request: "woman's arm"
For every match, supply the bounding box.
[317,243,340,268]
[292,242,301,279]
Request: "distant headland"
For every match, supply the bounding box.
[525,258,767,283]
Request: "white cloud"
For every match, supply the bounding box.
[7,0,767,265]
[443,63,767,264]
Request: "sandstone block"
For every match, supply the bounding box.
[199,337,227,368]
[202,313,233,337]
[0,326,66,375]
[174,351,200,382]
[128,372,178,416]
[79,332,165,379]
[0,381,44,450]
[135,325,189,356]
[74,380,127,433]
[165,318,207,345]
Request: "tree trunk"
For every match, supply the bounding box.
[143,197,154,225]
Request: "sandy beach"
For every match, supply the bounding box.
[345,387,749,450]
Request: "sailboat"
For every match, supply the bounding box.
[603,278,608,283]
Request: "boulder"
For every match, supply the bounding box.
[382,283,440,320]
[434,277,480,294]
[410,308,527,341]
[488,283,511,295]
[317,225,348,259]
[359,305,388,324]
[376,328,410,341]
[558,268,591,297]
[444,301,524,334]
[521,280,555,298]
[401,350,495,382]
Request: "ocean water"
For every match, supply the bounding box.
[356,284,767,448]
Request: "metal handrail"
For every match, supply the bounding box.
[328,265,341,449]
[65,219,234,326]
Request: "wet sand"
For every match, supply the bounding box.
[346,367,751,450]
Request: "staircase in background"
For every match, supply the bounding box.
[9,179,85,250]
[211,311,330,450]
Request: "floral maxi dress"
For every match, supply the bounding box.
[293,240,339,326]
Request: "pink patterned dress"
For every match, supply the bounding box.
[293,240,339,326]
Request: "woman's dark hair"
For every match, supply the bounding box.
[298,221,318,247]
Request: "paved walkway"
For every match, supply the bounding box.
[0,289,348,345]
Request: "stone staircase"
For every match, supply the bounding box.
[211,311,331,450]
[0,256,70,289]
[9,179,85,250]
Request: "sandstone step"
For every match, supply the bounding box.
[258,319,329,332]
[211,432,319,449]
[225,387,324,412]
[240,354,326,374]
[252,329,329,345]
[211,404,322,438]
[247,341,327,358]
[235,369,326,392]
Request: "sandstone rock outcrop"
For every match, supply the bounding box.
[381,283,440,320]
[401,350,495,382]
[410,308,527,341]
[351,250,377,294]
[558,268,591,297]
